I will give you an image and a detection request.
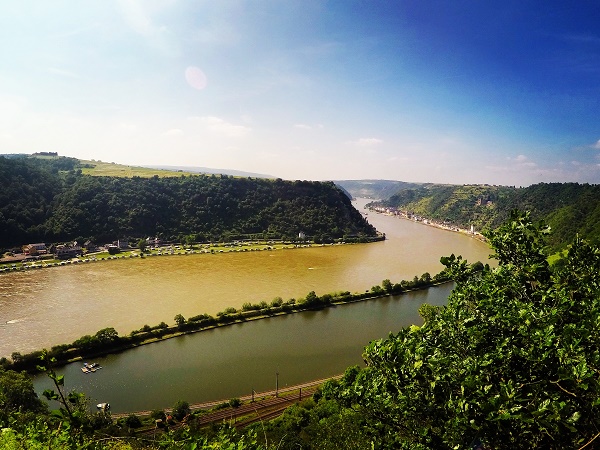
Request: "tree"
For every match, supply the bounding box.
[174,314,186,328]
[94,327,119,345]
[381,279,393,293]
[124,413,142,428]
[137,238,147,252]
[302,291,319,305]
[172,400,191,421]
[0,367,46,423]
[329,211,600,449]
[37,351,90,428]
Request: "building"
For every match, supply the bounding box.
[23,243,47,255]
[55,244,82,259]
[84,240,99,252]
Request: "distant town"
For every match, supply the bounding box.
[0,238,160,266]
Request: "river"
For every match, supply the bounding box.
[1,199,490,358]
[3,199,492,412]
[33,283,453,413]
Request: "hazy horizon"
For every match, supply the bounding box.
[2,1,599,186]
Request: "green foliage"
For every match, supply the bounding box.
[376,182,600,252]
[228,398,242,408]
[0,156,377,248]
[123,413,142,428]
[95,327,119,344]
[0,367,47,426]
[257,395,374,449]
[174,314,186,327]
[381,278,393,293]
[0,156,78,247]
[157,426,265,449]
[328,212,600,448]
[151,409,166,421]
[172,400,191,421]
[302,291,319,305]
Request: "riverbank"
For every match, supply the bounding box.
[0,237,385,274]
[5,269,457,374]
[367,205,488,243]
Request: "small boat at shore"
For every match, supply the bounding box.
[82,362,102,374]
[97,402,110,411]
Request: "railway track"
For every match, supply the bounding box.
[113,378,337,437]
[129,387,316,438]
[112,375,338,420]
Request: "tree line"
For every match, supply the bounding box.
[2,265,459,373]
[0,155,377,249]
[373,182,600,252]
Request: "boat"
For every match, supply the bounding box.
[82,362,102,374]
[96,403,110,411]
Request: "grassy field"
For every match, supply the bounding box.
[79,160,201,178]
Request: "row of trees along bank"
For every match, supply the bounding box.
[1,262,486,373]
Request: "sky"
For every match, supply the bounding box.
[1,1,599,186]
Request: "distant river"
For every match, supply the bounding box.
[24,199,492,412]
[1,199,490,357]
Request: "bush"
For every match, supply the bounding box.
[124,413,142,428]
[172,400,191,421]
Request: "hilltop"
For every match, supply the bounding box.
[370,182,600,252]
[0,154,377,249]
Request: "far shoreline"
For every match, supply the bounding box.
[0,235,385,274]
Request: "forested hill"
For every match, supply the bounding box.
[0,156,377,248]
[373,182,600,251]
[334,179,426,200]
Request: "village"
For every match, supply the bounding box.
[366,204,487,242]
[0,238,157,267]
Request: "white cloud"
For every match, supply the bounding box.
[161,128,183,137]
[115,0,179,56]
[294,123,312,130]
[349,137,383,146]
[509,154,537,168]
[188,116,251,137]
[593,139,600,150]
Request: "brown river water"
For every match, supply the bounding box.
[1,199,493,412]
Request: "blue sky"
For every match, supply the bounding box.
[1,1,599,185]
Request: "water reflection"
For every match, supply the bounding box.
[34,284,453,413]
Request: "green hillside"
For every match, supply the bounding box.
[0,155,377,248]
[374,182,600,252]
[334,179,426,200]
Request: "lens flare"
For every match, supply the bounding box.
[185,66,207,90]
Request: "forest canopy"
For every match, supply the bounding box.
[0,156,377,248]
[372,182,600,252]
[322,211,600,449]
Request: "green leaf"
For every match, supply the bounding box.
[42,389,58,401]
